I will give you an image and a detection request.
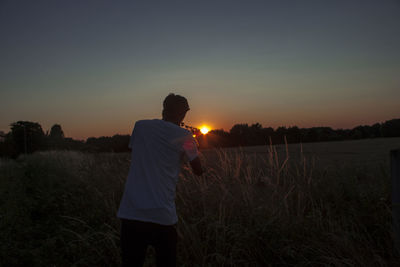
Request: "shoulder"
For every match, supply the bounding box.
[174,124,192,137]
[135,119,151,125]
[181,128,192,137]
[157,120,192,135]
[134,119,153,129]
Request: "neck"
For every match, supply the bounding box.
[163,117,180,126]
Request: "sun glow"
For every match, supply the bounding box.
[200,126,210,135]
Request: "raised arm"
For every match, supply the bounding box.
[189,156,203,176]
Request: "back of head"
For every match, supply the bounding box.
[162,93,190,120]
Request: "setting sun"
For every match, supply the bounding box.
[200,126,210,135]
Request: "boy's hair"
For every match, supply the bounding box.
[162,93,190,117]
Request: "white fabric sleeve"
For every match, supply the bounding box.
[182,134,199,161]
[128,123,136,149]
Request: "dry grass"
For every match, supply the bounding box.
[177,140,394,266]
[0,138,399,266]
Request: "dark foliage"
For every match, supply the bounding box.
[86,135,130,153]
[199,119,400,149]
[381,119,400,137]
[49,124,64,139]
[0,119,400,157]
[47,124,65,150]
[9,121,46,156]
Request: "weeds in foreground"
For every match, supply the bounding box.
[0,144,395,266]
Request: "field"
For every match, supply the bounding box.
[1,137,400,266]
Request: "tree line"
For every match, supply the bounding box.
[0,119,399,158]
[0,121,131,158]
[203,119,400,148]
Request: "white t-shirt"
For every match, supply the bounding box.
[117,119,199,225]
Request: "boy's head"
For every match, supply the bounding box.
[162,93,190,124]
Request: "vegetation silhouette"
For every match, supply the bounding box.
[0,119,400,158]
[8,121,45,156]
[49,124,64,139]
[202,118,400,148]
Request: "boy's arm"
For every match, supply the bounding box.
[189,156,203,176]
[182,132,203,175]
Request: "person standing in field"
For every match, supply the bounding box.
[117,93,203,267]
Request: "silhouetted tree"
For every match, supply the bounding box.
[47,124,65,150]
[274,126,288,144]
[371,123,382,138]
[0,132,17,158]
[206,129,231,147]
[49,124,64,139]
[248,123,265,145]
[318,127,335,141]
[0,131,5,142]
[110,134,130,152]
[335,129,351,141]
[381,119,400,137]
[286,126,301,143]
[303,128,318,142]
[10,121,45,155]
[230,124,250,146]
[262,127,275,144]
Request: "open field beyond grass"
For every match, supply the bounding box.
[1,137,400,266]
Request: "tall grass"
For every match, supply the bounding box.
[0,144,396,266]
[177,144,394,266]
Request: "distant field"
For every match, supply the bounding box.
[1,137,400,266]
[204,137,400,171]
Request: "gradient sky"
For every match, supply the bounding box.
[1,0,399,140]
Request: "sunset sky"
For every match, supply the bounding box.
[1,0,399,140]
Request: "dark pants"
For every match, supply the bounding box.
[120,219,177,267]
